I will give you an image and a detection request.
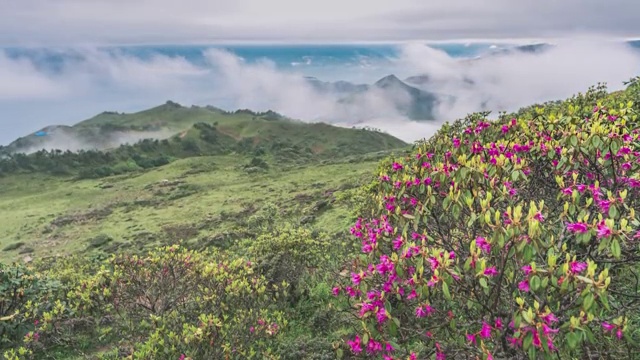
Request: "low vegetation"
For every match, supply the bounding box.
[1,78,640,359]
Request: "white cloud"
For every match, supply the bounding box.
[393,38,640,121]
[0,38,639,147]
[0,53,64,99]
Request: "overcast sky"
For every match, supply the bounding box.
[1,0,639,146]
[1,0,639,45]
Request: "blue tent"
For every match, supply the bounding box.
[34,131,47,137]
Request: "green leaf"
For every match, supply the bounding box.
[570,135,578,147]
[362,333,369,345]
[611,239,621,259]
[442,282,451,300]
[583,293,594,311]
[336,349,344,359]
[609,205,618,219]
[479,278,488,289]
[567,332,579,349]
[584,327,595,344]
[388,319,398,336]
[530,276,541,292]
[600,294,610,310]
[523,332,533,350]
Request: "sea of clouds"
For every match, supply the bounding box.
[1,37,639,148]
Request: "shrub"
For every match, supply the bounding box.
[337,88,640,359]
[2,242,25,252]
[116,246,288,359]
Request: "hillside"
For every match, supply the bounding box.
[1,78,639,360]
[3,102,406,155]
[0,150,400,263]
[0,111,408,262]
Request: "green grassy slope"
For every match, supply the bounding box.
[5,102,406,155]
[0,147,403,262]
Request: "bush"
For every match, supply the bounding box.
[2,242,25,252]
[247,226,331,289]
[113,246,288,359]
[337,88,640,359]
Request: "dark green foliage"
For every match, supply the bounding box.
[0,117,406,180]
[0,263,61,347]
[86,235,112,249]
[2,242,24,252]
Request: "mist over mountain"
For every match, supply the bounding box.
[2,39,640,147]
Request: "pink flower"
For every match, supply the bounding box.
[425,305,435,316]
[501,125,509,134]
[480,322,492,338]
[597,222,612,238]
[385,342,395,352]
[453,137,461,148]
[332,287,340,296]
[495,317,503,329]
[179,355,186,360]
[392,162,403,171]
[467,333,477,344]
[348,335,363,354]
[428,257,440,270]
[618,146,631,156]
[507,337,520,347]
[542,324,558,335]
[541,312,558,324]
[407,289,417,300]
[409,352,417,360]
[569,261,587,274]
[392,236,404,250]
[475,237,491,253]
[532,331,542,347]
[518,280,530,292]
[566,222,589,233]
[534,212,545,222]
[352,272,363,285]
[598,200,611,213]
[416,306,427,318]
[521,265,533,275]
[484,267,498,276]
[602,322,616,331]
[617,329,623,339]
[376,308,388,323]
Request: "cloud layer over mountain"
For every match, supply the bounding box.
[1,39,639,145]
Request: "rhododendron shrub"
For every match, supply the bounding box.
[110,246,289,359]
[3,246,288,360]
[338,88,640,359]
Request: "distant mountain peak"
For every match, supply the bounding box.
[374,74,403,87]
[163,100,183,108]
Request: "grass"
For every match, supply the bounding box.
[0,152,381,262]
[0,101,408,262]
